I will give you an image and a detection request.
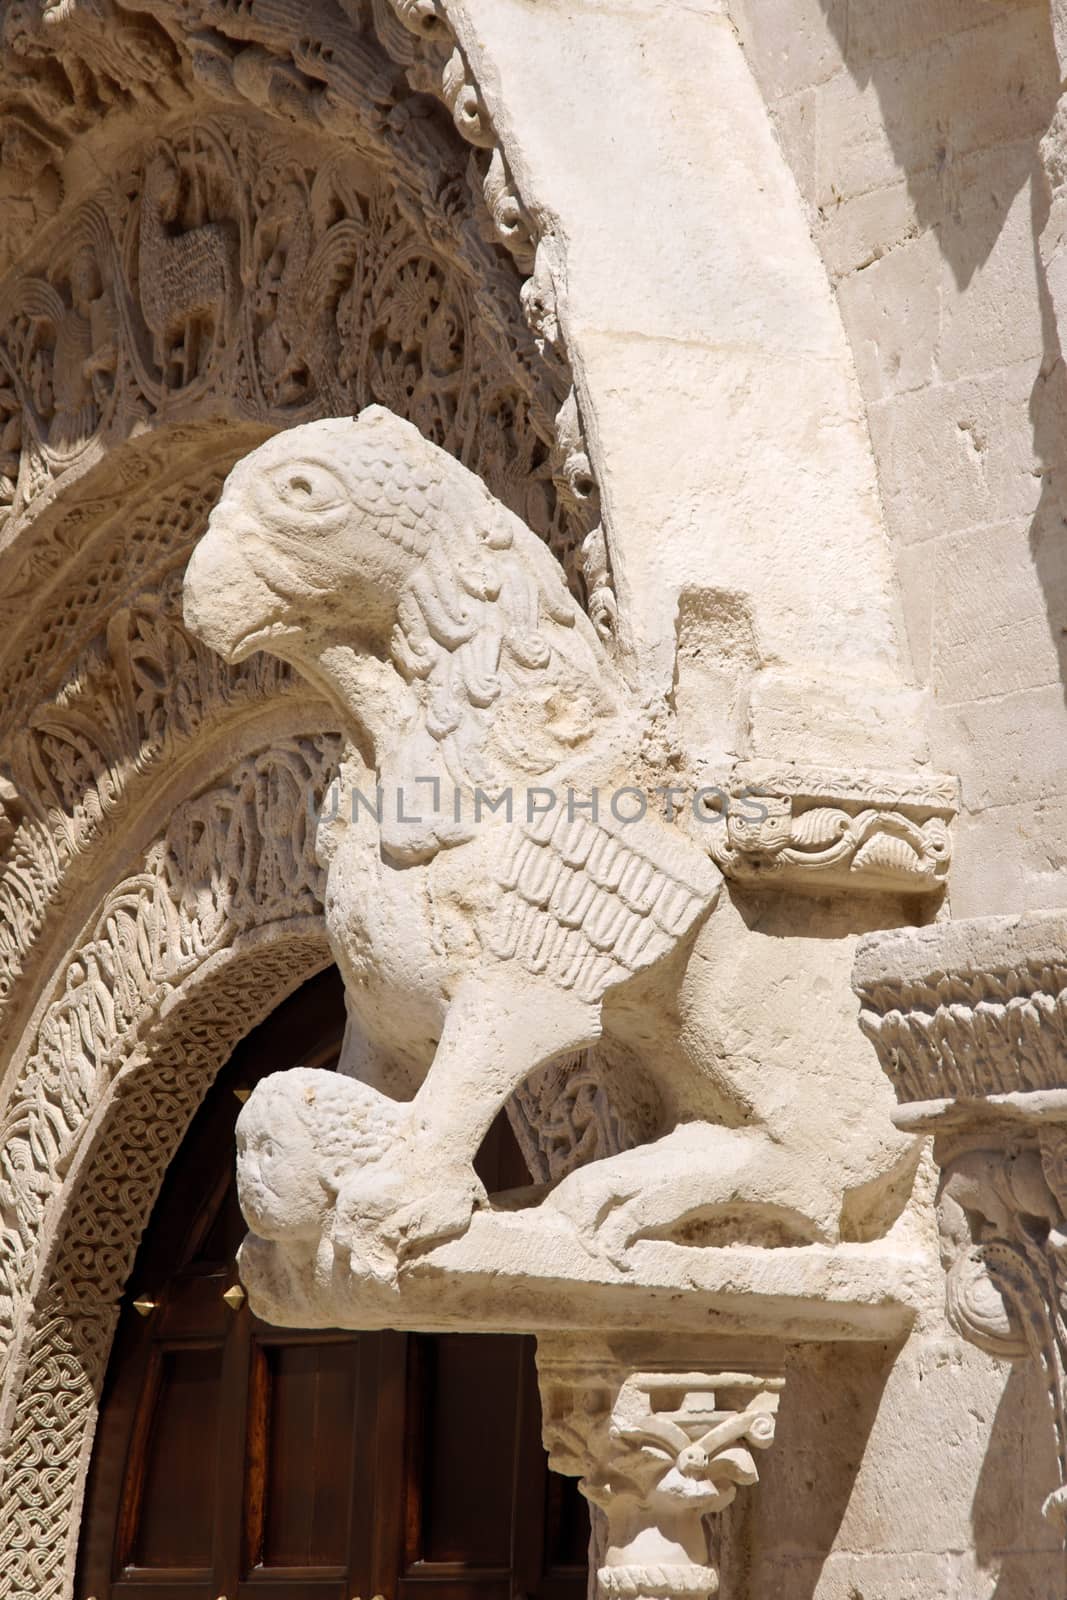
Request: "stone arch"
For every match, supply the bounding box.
[0,0,606,608]
[0,728,337,1598]
[0,8,615,1586]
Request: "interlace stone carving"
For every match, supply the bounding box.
[0,568,302,1033]
[854,911,1067,1530]
[0,737,336,1366]
[707,763,958,895]
[538,1341,783,1600]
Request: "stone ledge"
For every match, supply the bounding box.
[238,1208,927,1342]
[854,908,1067,992]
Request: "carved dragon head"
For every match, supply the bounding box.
[185,407,623,779]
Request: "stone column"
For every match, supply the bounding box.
[853,910,1067,1529]
[537,1339,784,1600]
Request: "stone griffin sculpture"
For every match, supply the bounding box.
[183,407,912,1295]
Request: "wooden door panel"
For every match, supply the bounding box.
[250,1337,361,1571]
[407,1335,523,1571]
[121,1342,224,1572]
[77,970,590,1600]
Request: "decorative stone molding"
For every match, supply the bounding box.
[854,911,1067,1527]
[0,113,584,575]
[0,566,305,1035]
[0,729,338,1599]
[0,0,614,623]
[854,913,1067,1122]
[538,1340,784,1600]
[707,763,958,895]
[0,735,337,1368]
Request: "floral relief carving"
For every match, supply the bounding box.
[538,1343,783,1600]
[0,115,587,583]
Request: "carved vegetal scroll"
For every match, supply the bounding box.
[854,911,1067,1529]
[538,1340,783,1600]
[707,764,958,895]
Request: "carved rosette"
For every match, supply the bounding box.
[707,763,958,895]
[538,1341,783,1600]
[854,911,1067,1527]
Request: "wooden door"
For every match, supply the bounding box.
[76,969,589,1600]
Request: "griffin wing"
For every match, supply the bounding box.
[488,803,720,1004]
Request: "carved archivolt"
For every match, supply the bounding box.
[0,113,586,577]
[0,8,618,1579]
[0,0,613,620]
[0,737,336,1600]
[0,567,305,1042]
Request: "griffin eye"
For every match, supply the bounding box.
[272,461,344,515]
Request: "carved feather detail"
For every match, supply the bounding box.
[491,806,719,1002]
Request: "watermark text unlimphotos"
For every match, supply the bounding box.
[307,778,770,828]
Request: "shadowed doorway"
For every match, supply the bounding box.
[76,969,589,1600]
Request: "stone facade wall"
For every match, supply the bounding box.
[723,4,1067,1591]
[733,0,1067,916]
[0,1,1063,1596]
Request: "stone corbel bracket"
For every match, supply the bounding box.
[854,911,1067,1528]
[706,762,959,895]
[537,1338,785,1600]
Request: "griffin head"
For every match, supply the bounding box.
[183,409,446,665]
[184,406,624,784]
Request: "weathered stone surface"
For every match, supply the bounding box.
[0,0,1063,1592]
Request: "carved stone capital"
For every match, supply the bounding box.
[707,763,958,895]
[537,1340,783,1600]
[854,911,1067,1528]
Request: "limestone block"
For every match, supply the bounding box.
[933,519,1063,703]
[937,154,1045,382]
[812,9,1052,211]
[836,229,943,402]
[930,685,1067,812]
[815,178,927,283]
[866,360,1045,546]
[573,330,910,711]
[843,0,1011,68]
[731,0,846,103]
[949,798,1067,919]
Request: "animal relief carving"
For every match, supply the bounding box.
[184,409,918,1302]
